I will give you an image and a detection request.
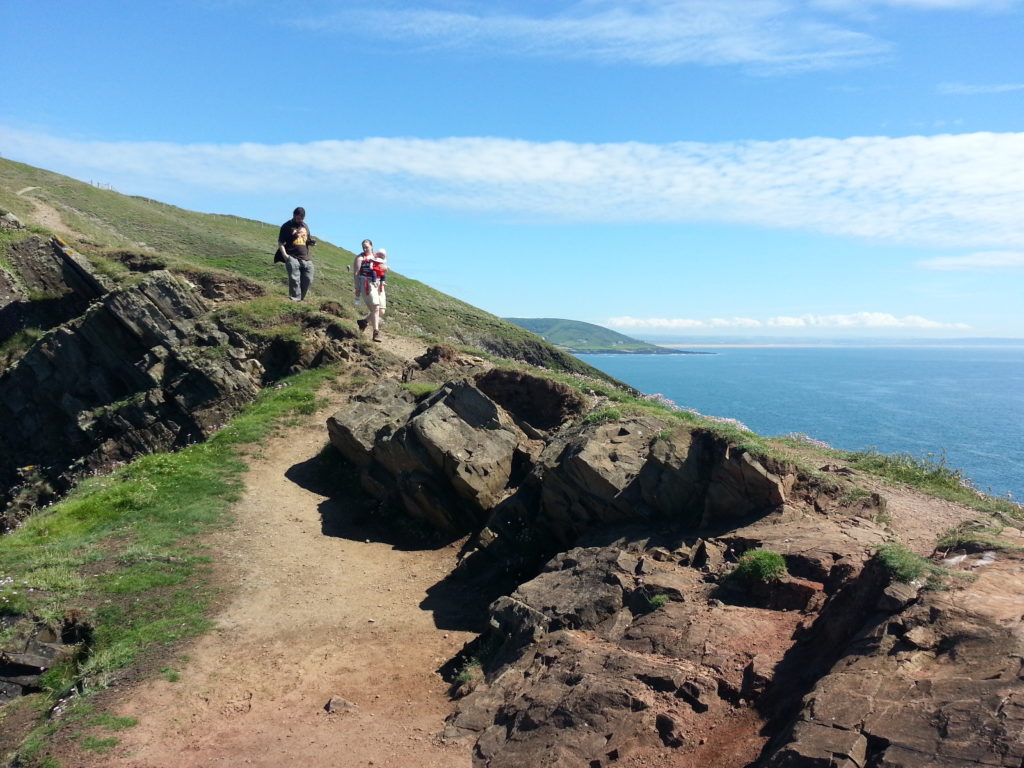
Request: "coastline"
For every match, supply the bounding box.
[576,345,1024,500]
[559,347,713,355]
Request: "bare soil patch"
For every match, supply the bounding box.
[855,476,994,555]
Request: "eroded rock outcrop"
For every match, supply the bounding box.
[326,367,1022,767]
[0,270,264,524]
[328,379,537,535]
[329,373,797,566]
[0,240,357,527]
[764,550,1024,768]
[444,531,1024,768]
[0,236,109,343]
[445,515,893,768]
[0,618,84,704]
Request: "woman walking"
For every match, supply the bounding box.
[353,240,387,342]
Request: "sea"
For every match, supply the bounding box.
[577,344,1024,501]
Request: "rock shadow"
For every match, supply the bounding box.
[284,451,459,552]
[419,570,498,634]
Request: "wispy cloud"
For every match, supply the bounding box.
[607,312,971,329]
[300,0,888,72]
[815,0,1019,10]
[2,125,1023,249]
[918,250,1024,270]
[938,82,1024,95]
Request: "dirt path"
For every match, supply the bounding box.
[16,189,77,238]
[76,336,479,768]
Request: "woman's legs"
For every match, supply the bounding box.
[370,306,382,340]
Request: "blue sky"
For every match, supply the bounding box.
[2,0,1023,338]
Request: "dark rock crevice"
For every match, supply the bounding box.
[0,236,109,345]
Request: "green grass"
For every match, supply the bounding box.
[453,634,502,686]
[872,541,972,591]
[936,519,1020,552]
[846,449,1023,520]
[873,542,933,584]
[582,407,623,425]
[0,364,338,764]
[80,736,118,753]
[647,593,669,609]
[730,550,787,585]
[402,381,440,398]
[455,661,481,685]
[0,576,33,616]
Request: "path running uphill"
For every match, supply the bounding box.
[75,336,477,768]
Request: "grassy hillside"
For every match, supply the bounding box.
[505,317,685,354]
[0,158,610,378]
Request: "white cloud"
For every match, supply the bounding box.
[606,316,712,329]
[917,250,1024,270]
[938,82,1024,95]
[301,0,1022,72]
[2,126,1023,249]
[304,0,888,72]
[607,312,970,329]
[765,312,970,328]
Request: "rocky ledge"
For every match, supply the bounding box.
[326,350,1024,768]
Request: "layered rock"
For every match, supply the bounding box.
[0,236,109,343]
[445,530,1024,768]
[328,379,537,535]
[326,369,1022,767]
[764,549,1024,768]
[0,618,82,704]
[0,269,265,525]
[328,372,797,568]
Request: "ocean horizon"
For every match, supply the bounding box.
[578,343,1024,501]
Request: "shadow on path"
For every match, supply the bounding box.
[419,570,501,634]
[285,451,497,633]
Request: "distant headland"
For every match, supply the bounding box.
[503,317,712,355]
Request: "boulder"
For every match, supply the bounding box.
[703,448,789,526]
[450,532,828,766]
[326,380,418,467]
[535,418,666,544]
[451,629,718,768]
[0,212,24,230]
[328,380,533,535]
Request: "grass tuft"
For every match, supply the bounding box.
[582,407,622,425]
[847,449,1022,521]
[647,593,669,609]
[402,381,439,398]
[730,550,787,585]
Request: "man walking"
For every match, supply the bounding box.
[277,207,316,301]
